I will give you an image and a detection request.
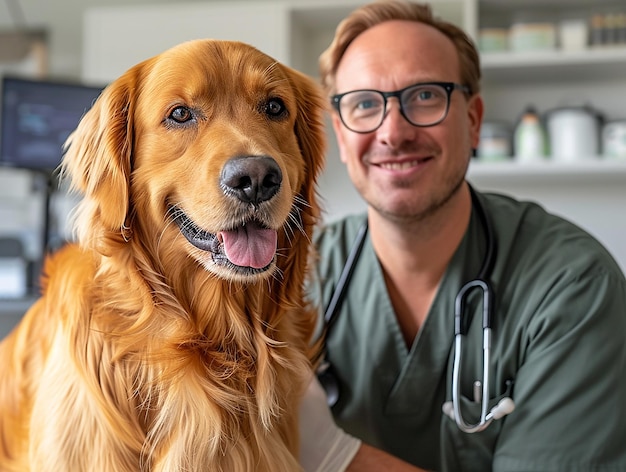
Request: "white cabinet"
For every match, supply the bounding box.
[82,0,478,88]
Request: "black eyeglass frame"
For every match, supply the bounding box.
[331,81,472,134]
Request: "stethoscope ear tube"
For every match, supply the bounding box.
[454,279,491,336]
[452,279,493,432]
[451,324,493,433]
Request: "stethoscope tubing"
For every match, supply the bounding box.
[314,220,369,368]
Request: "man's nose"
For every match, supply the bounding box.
[377,98,418,146]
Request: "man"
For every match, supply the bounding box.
[299,1,626,471]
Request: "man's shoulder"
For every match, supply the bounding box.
[480,191,624,279]
[482,191,592,243]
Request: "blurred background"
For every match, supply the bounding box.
[0,0,625,336]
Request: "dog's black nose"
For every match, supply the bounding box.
[220,156,282,205]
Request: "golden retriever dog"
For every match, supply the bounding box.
[0,39,325,471]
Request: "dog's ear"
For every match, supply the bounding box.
[287,69,327,225]
[62,65,143,249]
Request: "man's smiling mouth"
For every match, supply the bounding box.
[377,158,430,170]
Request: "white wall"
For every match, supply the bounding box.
[82,1,290,84]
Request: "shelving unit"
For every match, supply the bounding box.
[473,0,626,271]
[477,0,626,117]
[468,159,626,184]
[481,46,626,82]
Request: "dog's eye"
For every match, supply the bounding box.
[263,98,287,119]
[169,106,193,123]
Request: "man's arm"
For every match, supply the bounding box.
[347,443,427,472]
[299,374,427,472]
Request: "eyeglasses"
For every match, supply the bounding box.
[331,81,471,134]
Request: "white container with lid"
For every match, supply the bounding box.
[546,106,601,162]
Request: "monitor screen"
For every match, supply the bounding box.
[0,76,104,172]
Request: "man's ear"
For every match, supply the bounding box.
[468,93,484,150]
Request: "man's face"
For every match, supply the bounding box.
[332,20,483,222]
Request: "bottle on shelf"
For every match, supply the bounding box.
[514,106,548,163]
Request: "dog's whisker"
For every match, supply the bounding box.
[287,213,301,235]
[286,205,310,246]
[293,194,311,207]
[282,224,295,247]
[159,203,189,247]
[271,266,284,284]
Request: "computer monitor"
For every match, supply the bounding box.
[0,76,104,173]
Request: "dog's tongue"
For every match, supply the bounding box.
[220,222,277,269]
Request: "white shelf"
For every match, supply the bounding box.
[468,159,626,185]
[481,47,626,83]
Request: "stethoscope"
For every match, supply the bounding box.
[315,186,515,433]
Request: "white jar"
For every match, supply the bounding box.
[559,19,588,50]
[546,106,601,162]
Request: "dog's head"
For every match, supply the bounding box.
[63,39,326,284]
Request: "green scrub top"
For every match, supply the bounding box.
[310,190,626,472]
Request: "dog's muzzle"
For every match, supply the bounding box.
[171,156,284,272]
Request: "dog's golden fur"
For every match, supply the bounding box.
[0,39,325,471]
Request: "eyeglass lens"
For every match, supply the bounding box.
[338,83,451,133]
